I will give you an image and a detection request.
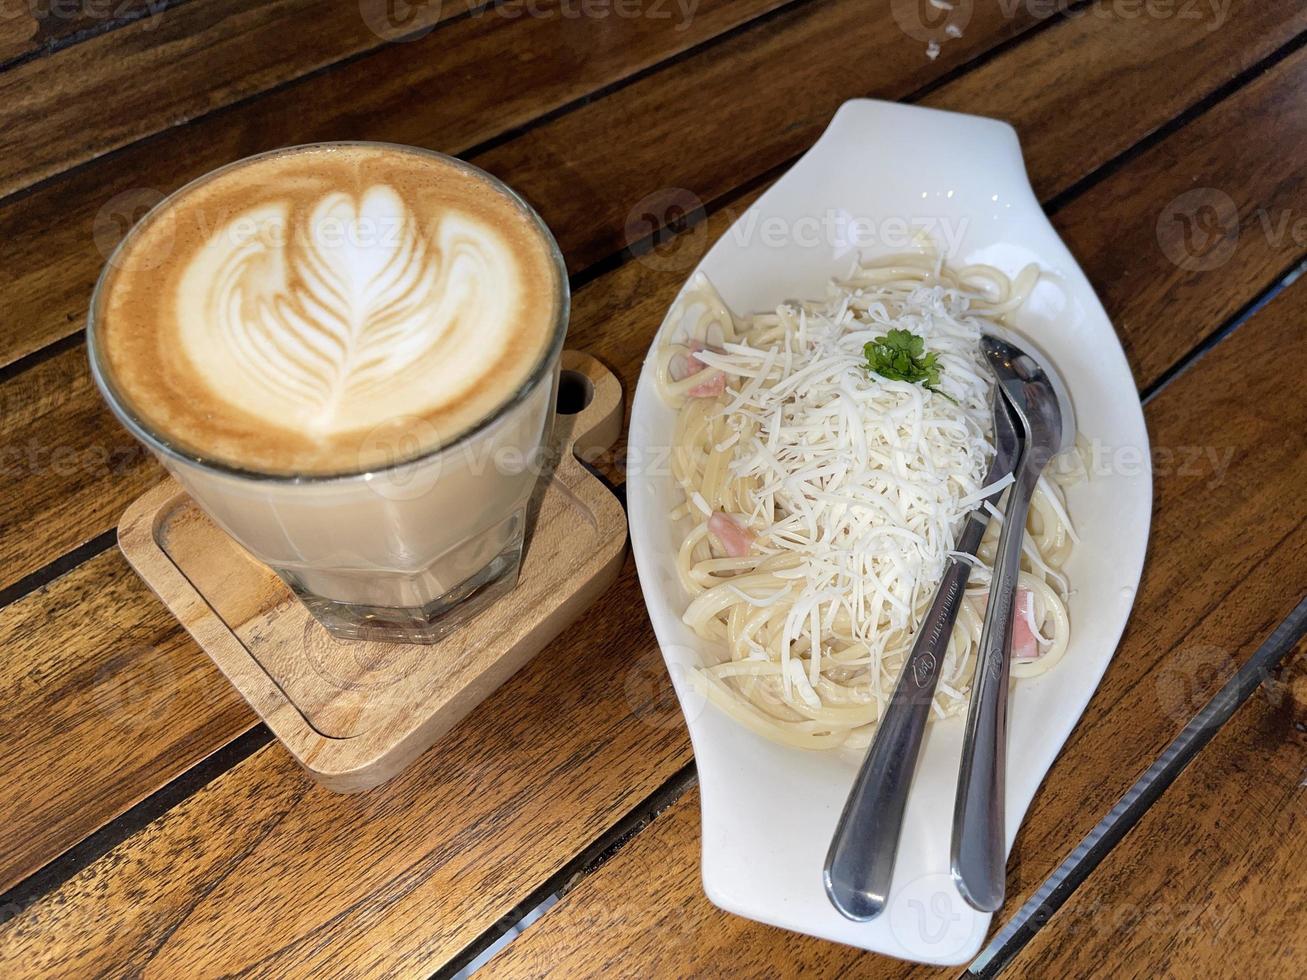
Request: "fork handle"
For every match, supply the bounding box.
[824,511,985,920]
[951,452,1043,912]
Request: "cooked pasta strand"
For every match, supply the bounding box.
[656,248,1078,751]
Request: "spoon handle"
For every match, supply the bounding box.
[951,453,1043,912]
[824,512,985,920]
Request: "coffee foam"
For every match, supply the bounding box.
[94,145,563,475]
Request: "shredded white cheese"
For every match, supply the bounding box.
[690,269,999,687]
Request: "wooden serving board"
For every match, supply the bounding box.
[117,352,627,793]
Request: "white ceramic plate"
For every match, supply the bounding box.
[626,100,1151,965]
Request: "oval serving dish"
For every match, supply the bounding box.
[626,99,1151,965]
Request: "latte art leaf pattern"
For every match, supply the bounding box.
[98,144,560,475]
[242,190,442,421]
[180,184,520,438]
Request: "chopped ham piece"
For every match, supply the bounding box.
[688,372,726,397]
[675,338,727,398]
[973,587,1042,660]
[708,512,754,558]
[1012,590,1040,661]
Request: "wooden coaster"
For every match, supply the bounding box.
[118,352,627,792]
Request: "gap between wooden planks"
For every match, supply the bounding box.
[0,0,1042,369]
[0,0,566,197]
[0,4,1305,923]
[4,254,1305,978]
[9,0,1306,370]
[478,274,1307,979]
[0,0,171,69]
[0,0,1048,899]
[1003,634,1307,979]
[2,0,1301,594]
[478,0,1307,272]
[7,69,1307,980]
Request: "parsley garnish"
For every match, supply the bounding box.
[863,329,955,403]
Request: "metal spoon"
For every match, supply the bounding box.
[824,391,1022,921]
[951,333,1076,913]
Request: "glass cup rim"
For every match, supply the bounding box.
[86,140,571,486]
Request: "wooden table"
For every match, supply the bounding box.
[1,1,1305,976]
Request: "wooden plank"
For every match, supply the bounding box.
[479,0,1307,271]
[921,3,1307,203]
[1005,636,1307,980]
[6,0,1297,374]
[1049,45,1307,387]
[484,784,941,979]
[0,0,458,197]
[0,0,812,588]
[491,783,903,979]
[6,4,1303,600]
[5,243,1305,978]
[0,2,39,64]
[552,42,1307,465]
[0,0,166,69]
[0,346,159,594]
[0,0,1040,588]
[0,188,681,895]
[0,549,253,894]
[472,275,1307,978]
[0,0,1033,894]
[0,559,699,978]
[0,0,1026,370]
[1,26,1305,898]
[484,542,1307,978]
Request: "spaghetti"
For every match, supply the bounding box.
[655,249,1078,752]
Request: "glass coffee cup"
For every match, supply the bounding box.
[88,143,569,644]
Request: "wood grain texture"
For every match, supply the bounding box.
[6,0,1287,371]
[0,0,1030,891]
[479,273,1307,978]
[473,0,1040,273]
[2,21,1305,895]
[478,0,1306,274]
[486,533,1307,978]
[0,0,801,368]
[0,6,1302,971]
[549,41,1307,473]
[0,548,253,894]
[924,1,1307,203]
[0,0,40,64]
[0,0,806,589]
[1007,635,1307,980]
[1051,43,1307,388]
[1,0,1267,370]
[978,275,1307,964]
[0,0,170,68]
[483,783,945,979]
[5,243,1305,979]
[0,346,160,593]
[0,0,456,197]
[117,354,627,792]
[5,0,1299,598]
[0,557,699,978]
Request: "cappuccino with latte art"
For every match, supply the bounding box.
[89,144,569,643]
